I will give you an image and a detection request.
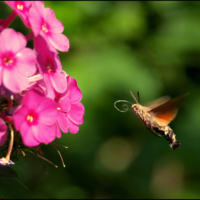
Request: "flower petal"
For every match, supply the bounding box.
[37,98,58,125]
[32,123,56,144]
[3,67,29,93]
[48,32,69,52]
[43,74,55,99]
[0,66,3,86]
[20,121,40,147]
[44,8,64,33]
[59,96,71,112]
[1,29,26,53]
[57,111,68,133]
[56,123,62,138]
[0,119,7,146]
[22,90,44,109]
[29,1,44,36]
[50,72,67,93]
[68,102,84,125]
[16,48,37,77]
[68,78,82,103]
[68,119,79,134]
[13,105,28,131]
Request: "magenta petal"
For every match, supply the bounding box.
[1,29,26,53]
[59,96,71,112]
[34,35,47,55]
[44,8,56,22]
[32,1,44,16]
[3,68,29,93]
[20,122,40,147]
[0,67,3,86]
[56,123,62,138]
[32,123,56,144]
[50,72,67,93]
[68,119,79,134]
[22,90,44,109]
[44,8,64,33]
[48,33,69,52]
[13,105,29,131]
[68,102,84,125]
[43,74,55,99]
[57,111,68,133]
[50,19,64,34]
[16,48,37,76]
[29,2,44,36]
[54,55,62,71]
[69,86,82,103]
[37,98,58,125]
[68,78,82,103]
[0,119,7,146]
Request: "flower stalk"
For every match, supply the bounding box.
[5,124,14,162]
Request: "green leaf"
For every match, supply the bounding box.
[13,178,28,190]
[0,166,18,179]
[0,166,28,190]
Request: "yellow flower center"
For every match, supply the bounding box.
[42,23,49,33]
[27,115,33,122]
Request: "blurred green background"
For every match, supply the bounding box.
[1,1,200,198]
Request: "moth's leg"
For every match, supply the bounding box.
[150,129,162,138]
[150,123,164,138]
[151,124,166,137]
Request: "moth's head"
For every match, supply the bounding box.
[130,91,141,112]
[132,104,142,112]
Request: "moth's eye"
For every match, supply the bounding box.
[132,104,140,110]
[135,105,140,110]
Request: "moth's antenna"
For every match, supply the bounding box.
[114,100,133,112]
[130,91,138,104]
[137,91,140,104]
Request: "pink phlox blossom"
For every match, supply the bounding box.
[55,75,84,138]
[13,88,58,147]
[0,28,37,93]
[0,118,7,146]
[0,157,14,166]
[29,1,69,52]
[34,35,67,99]
[5,1,34,28]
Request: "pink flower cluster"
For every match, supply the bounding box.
[0,1,84,165]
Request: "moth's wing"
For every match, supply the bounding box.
[148,93,189,126]
[144,96,171,110]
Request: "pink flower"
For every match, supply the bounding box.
[55,75,84,138]
[5,1,33,28]
[29,1,69,52]
[13,89,58,147]
[34,35,67,99]
[0,118,7,146]
[0,28,37,93]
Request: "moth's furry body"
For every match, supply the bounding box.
[132,104,180,150]
[114,92,188,150]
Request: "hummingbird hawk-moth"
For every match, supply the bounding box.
[114,92,188,150]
